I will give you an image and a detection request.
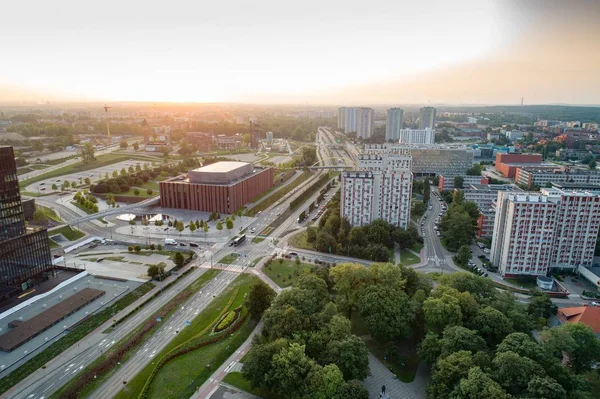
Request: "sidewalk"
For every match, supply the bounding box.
[192,321,264,399]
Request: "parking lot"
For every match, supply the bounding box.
[25,159,154,194]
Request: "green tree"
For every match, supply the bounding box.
[440,211,475,251]
[423,178,431,203]
[309,363,345,399]
[135,163,141,172]
[526,376,567,399]
[453,245,471,267]
[176,221,184,235]
[335,380,369,399]
[133,142,139,150]
[315,230,336,253]
[189,222,196,233]
[528,291,557,319]
[454,175,464,189]
[330,263,374,317]
[80,142,95,164]
[242,339,289,390]
[542,322,600,373]
[306,226,318,242]
[245,280,276,319]
[128,165,134,173]
[589,160,597,169]
[451,366,509,399]
[174,252,185,268]
[423,294,463,334]
[439,326,487,359]
[325,334,369,381]
[226,218,234,233]
[216,221,223,233]
[120,140,128,149]
[267,343,320,398]
[492,350,546,396]
[472,306,513,347]
[120,168,127,176]
[133,188,140,196]
[357,285,416,342]
[51,183,58,190]
[392,228,415,249]
[112,170,118,178]
[134,245,141,252]
[147,263,165,279]
[428,350,475,399]
[84,177,91,185]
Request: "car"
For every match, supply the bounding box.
[97,258,104,262]
[56,179,61,182]
[250,227,256,233]
[40,187,46,191]
[189,242,199,247]
[484,273,489,277]
[421,223,424,226]
[289,252,298,257]
[40,182,45,185]
[229,241,235,247]
[257,211,262,216]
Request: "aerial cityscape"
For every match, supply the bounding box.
[1,1,600,399]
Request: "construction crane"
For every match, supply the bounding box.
[103,105,112,138]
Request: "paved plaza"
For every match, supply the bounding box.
[362,353,429,399]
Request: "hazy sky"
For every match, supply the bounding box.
[1,0,599,105]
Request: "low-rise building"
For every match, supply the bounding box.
[495,153,543,178]
[397,128,435,144]
[159,161,273,214]
[438,175,489,191]
[214,135,240,150]
[516,166,600,188]
[556,306,600,337]
[186,132,213,152]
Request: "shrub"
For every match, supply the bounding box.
[128,246,134,252]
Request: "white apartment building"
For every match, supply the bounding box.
[356,107,374,139]
[491,189,600,277]
[505,130,524,140]
[516,167,600,187]
[419,107,436,129]
[398,128,435,144]
[385,108,404,141]
[337,107,357,133]
[342,153,413,228]
[266,131,273,145]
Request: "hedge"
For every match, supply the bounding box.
[214,307,242,333]
[289,173,330,211]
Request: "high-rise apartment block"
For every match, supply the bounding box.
[419,107,437,129]
[490,188,600,277]
[342,152,412,228]
[0,147,52,301]
[385,108,404,141]
[398,128,435,144]
[337,107,373,138]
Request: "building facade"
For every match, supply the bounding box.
[398,128,435,144]
[159,161,273,214]
[490,189,600,277]
[337,107,358,133]
[385,108,404,141]
[342,153,412,228]
[186,132,213,152]
[419,107,436,129]
[495,153,543,178]
[515,166,600,188]
[438,175,490,192]
[266,131,274,145]
[0,147,52,300]
[363,144,474,176]
[356,107,374,139]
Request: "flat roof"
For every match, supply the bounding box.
[193,161,249,174]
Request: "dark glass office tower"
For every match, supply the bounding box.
[0,147,52,298]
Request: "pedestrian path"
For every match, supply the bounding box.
[362,353,429,399]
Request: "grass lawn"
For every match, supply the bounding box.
[411,242,424,253]
[116,274,257,399]
[427,272,443,281]
[365,339,420,383]
[504,277,538,290]
[400,249,420,266]
[218,253,239,264]
[251,237,265,244]
[71,201,95,215]
[48,225,85,241]
[250,257,264,267]
[287,231,314,251]
[263,259,313,288]
[48,239,61,249]
[222,372,281,399]
[0,282,154,396]
[246,171,311,216]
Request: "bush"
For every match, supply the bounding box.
[128,246,134,252]
[134,188,140,196]
[147,189,153,195]
[214,308,240,333]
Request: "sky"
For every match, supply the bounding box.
[1,0,599,105]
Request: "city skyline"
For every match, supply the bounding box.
[1,0,599,105]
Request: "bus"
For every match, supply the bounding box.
[233,234,246,247]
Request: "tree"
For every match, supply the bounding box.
[242,338,289,390]
[423,178,431,203]
[453,245,471,267]
[451,366,509,399]
[357,285,416,342]
[133,188,140,196]
[226,218,234,233]
[528,291,557,319]
[189,222,196,233]
[147,188,153,195]
[330,263,374,317]
[80,142,95,164]
[423,294,463,334]
[392,228,415,249]
[128,165,134,173]
[133,142,139,150]
[542,322,600,373]
[325,334,369,381]
[267,343,320,398]
[336,380,369,399]
[589,160,597,169]
[309,363,345,399]
[51,183,58,190]
[174,252,185,268]
[84,177,91,185]
[216,221,223,233]
[147,263,165,279]
[492,351,546,396]
[306,226,317,242]
[120,140,128,149]
[440,211,475,251]
[454,175,464,189]
[135,163,141,172]
[472,306,513,347]
[203,224,209,238]
[245,280,276,319]
[428,350,475,399]
[315,230,336,253]
[176,221,184,235]
[134,245,141,252]
[120,168,127,176]
[526,376,567,399]
[439,326,487,359]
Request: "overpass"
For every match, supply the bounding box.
[66,196,160,226]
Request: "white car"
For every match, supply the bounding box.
[250,228,256,233]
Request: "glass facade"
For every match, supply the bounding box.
[0,146,52,293]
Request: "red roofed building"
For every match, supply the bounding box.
[556,306,600,336]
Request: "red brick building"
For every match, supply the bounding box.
[495,153,542,178]
[159,161,273,214]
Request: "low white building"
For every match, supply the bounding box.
[398,128,435,145]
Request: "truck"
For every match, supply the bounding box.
[165,238,178,246]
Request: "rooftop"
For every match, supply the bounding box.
[193,161,249,174]
[556,306,600,334]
